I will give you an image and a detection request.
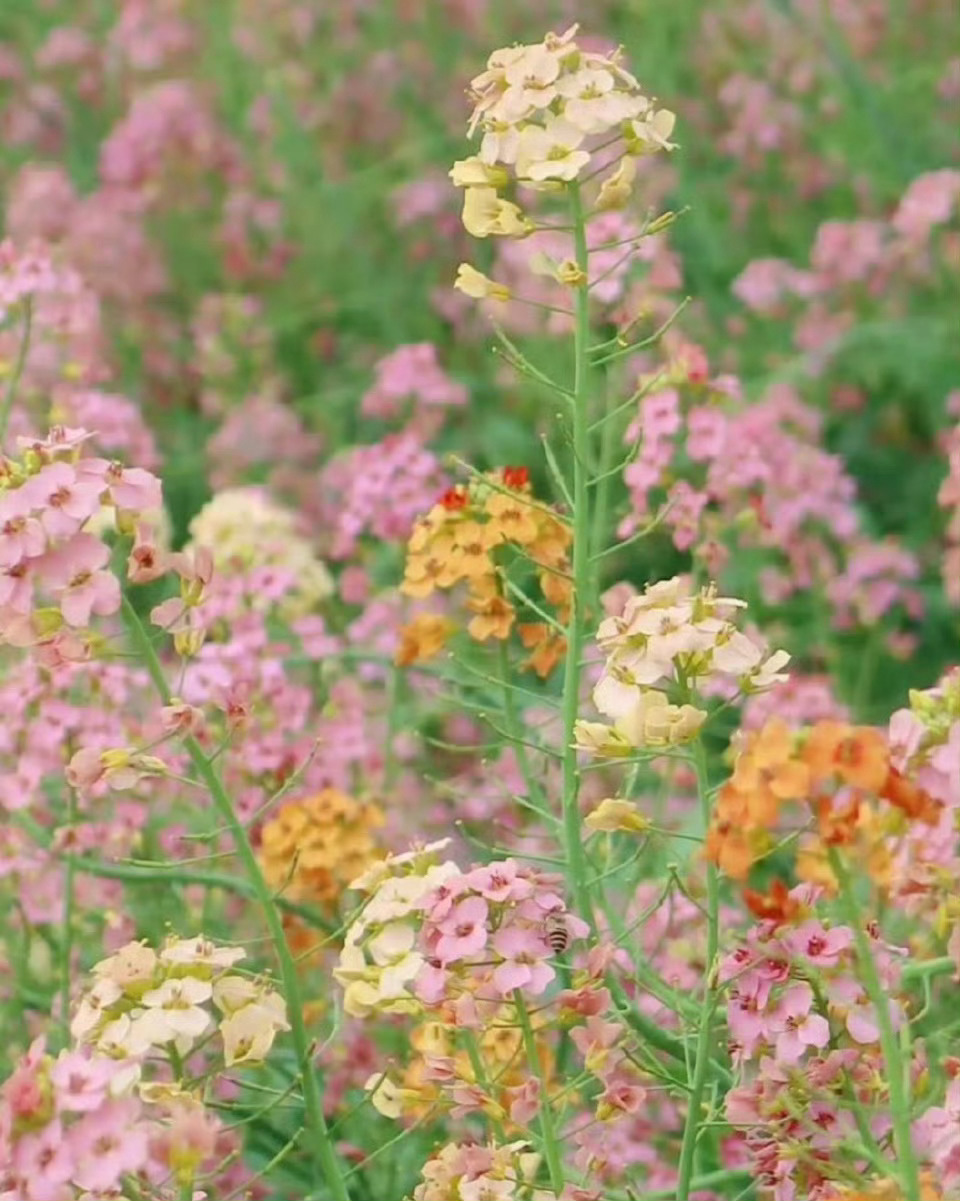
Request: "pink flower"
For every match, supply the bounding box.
[49,1051,115,1113]
[80,459,162,512]
[10,1119,74,1200]
[0,491,45,567]
[783,921,852,967]
[491,924,555,996]
[67,1098,149,1192]
[22,462,103,538]
[44,534,120,625]
[435,896,489,964]
[771,984,829,1063]
[507,1078,540,1123]
[463,859,533,903]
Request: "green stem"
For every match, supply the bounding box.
[675,737,721,1201]
[514,991,564,1193]
[558,182,594,925]
[59,788,77,1042]
[829,848,921,1198]
[122,597,351,1201]
[0,298,32,444]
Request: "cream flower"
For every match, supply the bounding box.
[584,798,651,834]
[628,108,678,153]
[557,67,645,133]
[616,690,706,748]
[93,941,159,992]
[449,157,509,189]
[455,263,511,301]
[516,117,590,182]
[596,156,637,211]
[220,994,289,1066]
[160,936,246,972]
[135,976,213,1046]
[461,187,530,238]
[70,978,123,1042]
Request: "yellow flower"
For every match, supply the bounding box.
[585,798,651,834]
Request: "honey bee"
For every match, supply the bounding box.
[542,912,570,955]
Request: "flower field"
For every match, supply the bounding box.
[0,3,958,1199]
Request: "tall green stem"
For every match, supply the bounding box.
[514,991,564,1193]
[558,182,594,925]
[829,847,921,1198]
[675,737,720,1201]
[122,597,351,1201]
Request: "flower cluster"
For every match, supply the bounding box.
[185,485,334,618]
[721,883,922,1199]
[707,718,942,880]
[259,787,385,908]
[0,1037,151,1200]
[71,935,289,1069]
[401,466,572,674]
[408,1140,544,1201]
[336,843,587,1020]
[575,576,789,757]
[459,24,674,191]
[1,425,161,661]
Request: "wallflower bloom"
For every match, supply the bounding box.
[454,263,511,301]
[462,187,530,238]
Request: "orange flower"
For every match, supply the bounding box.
[260,789,384,909]
[705,784,772,878]
[401,534,461,597]
[743,879,804,924]
[395,614,456,667]
[484,489,539,545]
[466,584,516,641]
[518,622,566,677]
[729,718,811,828]
[801,721,889,792]
[447,520,498,582]
[539,566,572,609]
[880,766,942,825]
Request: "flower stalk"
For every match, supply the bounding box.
[559,181,595,926]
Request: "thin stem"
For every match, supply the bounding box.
[514,991,564,1193]
[558,181,594,925]
[121,596,351,1201]
[675,737,721,1201]
[0,298,33,444]
[829,848,921,1198]
[59,788,77,1042]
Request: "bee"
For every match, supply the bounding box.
[542,912,570,955]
